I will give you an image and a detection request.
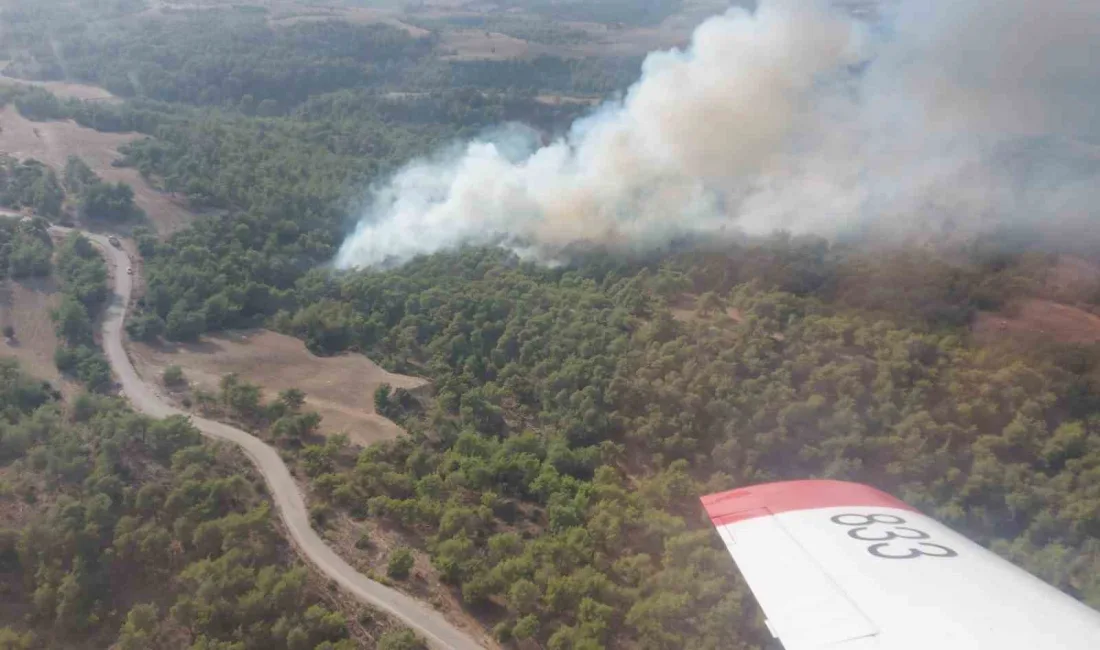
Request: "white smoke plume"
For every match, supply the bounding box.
[336,0,1100,268]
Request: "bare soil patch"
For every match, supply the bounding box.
[0,275,78,397]
[130,329,427,447]
[1044,255,1100,303]
[0,105,196,234]
[268,5,429,36]
[439,29,538,60]
[974,298,1100,346]
[669,294,743,324]
[535,93,601,106]
[0,74,119,103]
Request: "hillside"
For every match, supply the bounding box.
[0,357,421,649]
[130,328,427,446]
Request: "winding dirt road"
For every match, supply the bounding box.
[61,228,485,650]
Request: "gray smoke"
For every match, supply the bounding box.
[335,0,1100,268]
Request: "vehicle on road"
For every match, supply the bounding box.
[108,235,121,248]
[126,267,133,275]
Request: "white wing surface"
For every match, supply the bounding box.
[701,480,1100,650]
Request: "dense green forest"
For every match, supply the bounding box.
[63,157,143,223]
[54,16,434,110]
[0,216,54,280]
[0,158,63,219]
[51,233,111,391]
[3,5,636,111]
[259,244,1100,648]
[0,357,415,649]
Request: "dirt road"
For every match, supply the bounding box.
[52,227,485,650]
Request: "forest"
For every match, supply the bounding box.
[64,157,143,223]
[0,1,1096,648]
[0,357,421,649]
[261,244,1100,648]
[0,216,54,280]
[0,158,63,219]
[51,233,112,391]
[2,5,636,113]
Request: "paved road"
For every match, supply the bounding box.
[59,228,485,650]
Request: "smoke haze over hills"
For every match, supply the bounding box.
[335,0,1100,269]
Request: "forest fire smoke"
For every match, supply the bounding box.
[335,0,1100,269]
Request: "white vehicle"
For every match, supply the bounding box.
[126,267,133,275]
[702,480,1100,649]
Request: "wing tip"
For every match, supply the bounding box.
[701,479,916,526]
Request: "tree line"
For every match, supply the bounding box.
[0,356,420,649]
[50,233,111,391]
[63,156,143,223]
[0,215,53,280]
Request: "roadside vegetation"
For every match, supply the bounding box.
[0,216,53,279]
[0,357,404,649]
[0,157,63,218]
[50,233,110,391]
[64,156,143,223]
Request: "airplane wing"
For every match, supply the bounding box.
[701,480,1100,650]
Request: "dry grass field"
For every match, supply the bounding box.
[0,105,195,234]
[130,329,428,447]
[0,273,80,397]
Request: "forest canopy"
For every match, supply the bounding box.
[0,358,385,649]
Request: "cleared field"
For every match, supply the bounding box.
[270,6,430,36]
[0,74,119,103]
[0,105,195,234]
[974,298,1100,346]
[439,29,536,60]
[0,274,78,397]
[1044,255,1100,303]
[129,329,427,447]
[435,23,690,60]
[407,0,732,59]
[535,93,601,106]
[669,293,744,324]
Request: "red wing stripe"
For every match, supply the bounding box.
[701,480,917,526]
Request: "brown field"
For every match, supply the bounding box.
[270,6,429,36]
[130,329,428,447]
[1044,255,1100,303]
[535,93,601,106]
[0,275,79,397]
[413,0,727,60]
[0,105,195,234]
[669,293,743,324]
[973,298,1100,346]
[436,23,690,61]
[438,29,537,60]
[0,74,119,103]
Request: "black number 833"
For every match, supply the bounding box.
[830,513,958,560]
